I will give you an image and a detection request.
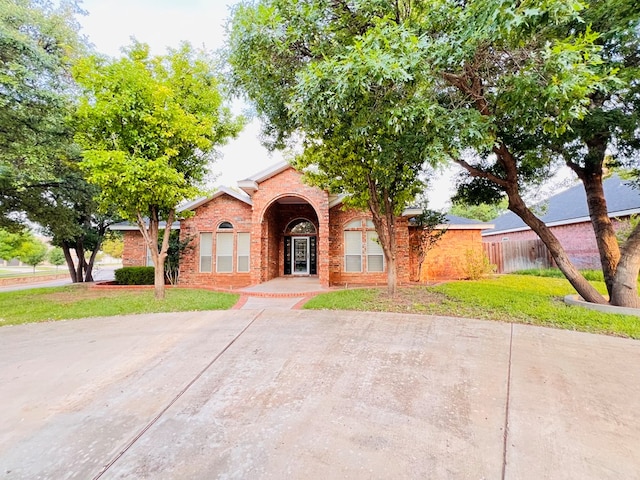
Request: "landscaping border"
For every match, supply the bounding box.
[564,294,640,317]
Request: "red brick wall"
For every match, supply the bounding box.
[122,231,146,267]
[418,229,484,281]
[328,206,411,286]
[179,194,253,289]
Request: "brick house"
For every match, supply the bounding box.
[482,174,640,269]
[117,161,492,288]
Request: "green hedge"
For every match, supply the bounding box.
[114,266,155,285]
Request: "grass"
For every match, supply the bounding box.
[0,267,64,278]
[514,267,606,282]
[305,275,640,339]
[0,284,239,326]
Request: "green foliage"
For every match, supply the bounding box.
[165,231,194,285]
[101,236,124,259]
[74,41,243,223]
[16,236,47,271]
[48,247,65,267]
[115,267,155,286]
[227,0,447,292]
[0,228,25,260]
[0,0,86,228]
[514,268,608,282]
[305,275,640,338]
[0,286,239,326]
[450,199,507,222]
[463,249,496,280]
[74,41,243,297]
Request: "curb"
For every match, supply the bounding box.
[564,294,640,317]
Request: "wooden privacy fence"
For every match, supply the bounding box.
[483,239,554,273]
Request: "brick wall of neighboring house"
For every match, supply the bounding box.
[122,231,146,267]
[179,194,253,289]
[328,206,411,286]
[483,218,629,270]
[418,229,484,281]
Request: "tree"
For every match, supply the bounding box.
[228,0,443,294]
[422,0,640,307]
[546,3,640,307]
[74,42,243,299]
[48,247,65,270]
[101,234,124,259]
[0,228,24,261]
[0,0,110,283]
[15,234,47,272]
[0,0,85,228]
[450,198,507,223]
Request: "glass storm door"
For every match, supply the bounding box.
[292,237,309,274]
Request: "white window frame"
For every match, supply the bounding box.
[199,233,213,273]
[366,231,385,272]
[237,232,250,273]
[344,230,363,272]
[216,232,234,273]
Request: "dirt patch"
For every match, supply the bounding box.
[365,286,452,314]
[41,285,123,303]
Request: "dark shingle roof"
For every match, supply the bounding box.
[484,174,640,235]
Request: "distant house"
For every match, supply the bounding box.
[115,161,493,288]
[482,175,640,270]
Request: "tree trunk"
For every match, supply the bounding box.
[154,255,166,300]
[507,187,608,304]
[570,160,621,297]
[610,222,640,308]
[387,255,398,296]
[366,178,399,296]
[62,243,78,283]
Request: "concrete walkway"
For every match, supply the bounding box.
[1,310,638,479]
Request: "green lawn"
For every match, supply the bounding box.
[0,285,239,326]
[304,275,640,339]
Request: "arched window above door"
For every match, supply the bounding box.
[285,219,316,235]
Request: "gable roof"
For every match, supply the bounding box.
[237,160,292,195]
[179,186,252,212]
[484,174,640,235]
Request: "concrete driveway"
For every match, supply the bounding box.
[1,310,639,479]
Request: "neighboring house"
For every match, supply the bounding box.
[483,174,640,269]
[116,161,493,288]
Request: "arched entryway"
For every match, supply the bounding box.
[259,195,321,282]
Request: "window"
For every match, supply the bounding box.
[200,233,212,273]
[216,232,233,273]
[344,230,362,272]
[286,219,316,234]
[367,231,384,272]
[237,232,250,273]
[343,218,385,273]
[219,221,233,229]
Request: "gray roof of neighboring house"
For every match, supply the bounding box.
[484,174,640,235]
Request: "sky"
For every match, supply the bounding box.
[77,0,456,209]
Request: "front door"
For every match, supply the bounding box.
[292,237,309,275]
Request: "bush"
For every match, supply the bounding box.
[115,266,155,285]
[464,249,496,280]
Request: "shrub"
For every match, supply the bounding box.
[115,266,155,285]
[464,249,496,280]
